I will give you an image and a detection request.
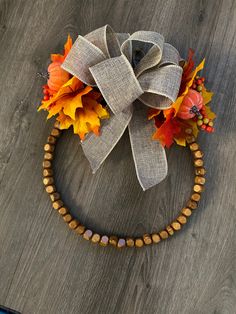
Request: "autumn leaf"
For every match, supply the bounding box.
[202,86,214,105]
[152,110,182,148]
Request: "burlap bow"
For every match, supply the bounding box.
[62,25,183,190]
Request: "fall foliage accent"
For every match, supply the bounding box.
[149,49,216,147]
[38,35,110,140]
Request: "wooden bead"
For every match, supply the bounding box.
[195,167,206,176]
[171,221,181,231]
[69,219,78,229]
[159,230,168,240]
[135,238,144,247]
[43,160,52,169]
[43,168,53,177]
[177,215,187,224]
[91,233,101,244]
[75,225,85,235]
[58,207,68,215]
[44,143,55,153]
[45,185,56,194]
[63,214,72,223]
[117,238,126,248]
[181,207,192,217]
[187,200,198,209]
[189,142,199,151]
[50,192,60,202]
[44,152,53,160]
[193,184,203,193]
[52,200,63,210]
[194,159,204,167]
[109,236,118,247]
[152,233,161,243]
[100,235,109,246]
[43,177,54,186]
[166,225,174,236]
[54,121,61,129]
[51,128,61,137]
[126,238,135,247]
[195,176,206,185]
[185,128,193,134]
[143,234,152,245]
[193,150,204,159]
[186,135,196,143]
[191,193,201,202]
[83,229,93,240]
[47,135,57,145]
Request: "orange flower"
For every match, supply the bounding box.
[39,76,109,140]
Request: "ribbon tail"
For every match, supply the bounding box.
[82,107,133,173]
[128,101,168,190]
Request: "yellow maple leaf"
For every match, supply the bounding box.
[172,59,205,115]
[202,86,214,105]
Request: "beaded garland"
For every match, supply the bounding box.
[42,121,206,249]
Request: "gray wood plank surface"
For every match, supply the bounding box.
[0,0,235,313]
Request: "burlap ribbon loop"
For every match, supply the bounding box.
[62,25,183,190]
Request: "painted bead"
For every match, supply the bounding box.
[83,229,93,240]
[100,235,109,246]
[117,238,126,248]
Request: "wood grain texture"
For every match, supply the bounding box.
[0,0,235,313]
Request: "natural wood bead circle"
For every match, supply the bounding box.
[42,122,206,249]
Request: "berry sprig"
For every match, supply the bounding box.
[197,105,214,133]
[191,76,215,133]
[192,75,205,93]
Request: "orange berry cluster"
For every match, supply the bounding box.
[192,76,214,133]
[193,106,215,133]
[192,76,205,93]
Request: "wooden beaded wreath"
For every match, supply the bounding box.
[38,27,216,249]
[42,121,206,249]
